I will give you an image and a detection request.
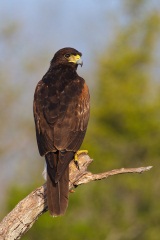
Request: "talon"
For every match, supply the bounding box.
[74,150,88,161]
[74,150,88,170]
[74,159,80,170]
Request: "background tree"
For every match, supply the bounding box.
[85,7,160,240]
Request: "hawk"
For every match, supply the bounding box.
[33,47,90,216]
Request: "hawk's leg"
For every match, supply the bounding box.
[74,150,88,170]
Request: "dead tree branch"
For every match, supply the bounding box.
[0,153,152,240]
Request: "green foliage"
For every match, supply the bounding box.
[86,13,160,170]
[83,11,160,240]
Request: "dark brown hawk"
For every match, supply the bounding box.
[33,47,90,216]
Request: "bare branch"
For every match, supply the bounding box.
[74,165,153,185]
[0,153,152,240]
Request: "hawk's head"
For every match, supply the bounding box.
[51,47,83,68]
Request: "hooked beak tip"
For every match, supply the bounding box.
[77,58,83,67]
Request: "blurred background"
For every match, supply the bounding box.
[1,0,160,239]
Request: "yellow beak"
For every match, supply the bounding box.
[68,54,83,66]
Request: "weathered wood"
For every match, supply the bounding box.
[0,153,152,240]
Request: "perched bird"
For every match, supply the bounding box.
[33,47,90,216]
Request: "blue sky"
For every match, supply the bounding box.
[1,0,159,71]
[0,1,120,65]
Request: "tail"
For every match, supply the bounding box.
[45,151,74,216]
[47,166,69,216]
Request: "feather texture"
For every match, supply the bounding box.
[33,48,90,216]
[46,152,70,216]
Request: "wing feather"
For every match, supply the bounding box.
[33,78,90,156]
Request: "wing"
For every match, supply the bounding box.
[33,78,90,156]
[33,80,57,156]
[53,79,90,151]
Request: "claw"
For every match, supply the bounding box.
[74,150,88,170]
[74,150,88,161]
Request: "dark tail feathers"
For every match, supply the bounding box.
[47,167,69,216]
[45,151,74,216]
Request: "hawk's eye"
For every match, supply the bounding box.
[64,53,70,58]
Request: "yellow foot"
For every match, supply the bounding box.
[74,150,88,161]
[74,150,88,169]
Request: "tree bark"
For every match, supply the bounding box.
[0,153,152,240]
